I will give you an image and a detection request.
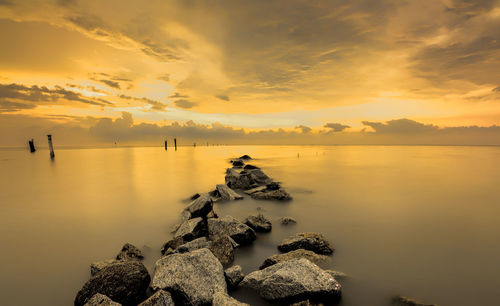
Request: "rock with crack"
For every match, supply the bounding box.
[225,168,254,190]
[208,215,256,245]
[161,236,185,255]
[116,243,144,261]
[176,237,210,253]
[138,290,174,306]
[240,258,341,303]
[224,265,244,289]
[83,293,121,306]
[259,249,329,269]
[90,259,120,276]
[212,291,249,306]
[392,296,437,306]
[216,184,244,201]
[174,217,207,242]
[75,261,151,306]
[151,248,227,306]
[249,183,291,201]
[208,235,235,265]
[184,194,213,219]
[278,232,334,255]
[244,213,272,232]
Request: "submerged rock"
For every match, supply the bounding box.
[116,243,144,261]
[243,164,259,170]
[208,235,235,265]
[174,217,207,242]
[208,215,256,245]
[83,293,121,306]
[151,248,227,306]
[232,160,244,167]
[250,187,291,201]
[216,184,244,201]
[278,232,334,255]
[212,291,249,306]
[392,296,437,306]
[243,213,272,232]
[241,258,341,303]
[138,290,174,306]
[279,216,297,225]
[184,194,213,219]
[176,237,210,253]
[224,265,245,289]
[75,261,150,306]
[239,155,252,160]
[90,259,119,276]
[259,249,329,269]
[161,236,185,255]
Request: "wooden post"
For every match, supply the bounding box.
[47,135,55,159]
[28,139,36,153]
[193,142,196,147]
[174,138,177,151]
[164,140,167,150]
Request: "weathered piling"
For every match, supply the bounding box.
[193,142,196,147]
[174,138,177,151]
[28,139,36,153]
[164,140,168,150]
[47,134,55,159]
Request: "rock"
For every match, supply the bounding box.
[75,261,151,306]
[392,296,436,306]
[208,215,256,245]
[239,155,252,160]
[216,184,244,201]
[243,186,266,195]
[266,182,280,190]
[279,217,297,225]
[243,213,272,232]
[161,236,185,255]
[174,217,207,242]
[83,293,121,306]
[90,259,119,276]
[116,243,144,261]
[250,187,291,201]
[138,290,174,306]
[225,168,254,190]
[224,265,244,289]
[240,258,341,303]
[232,160,244,167]
[290,300,323,306]
[151,248,227,306]
[212,291,249,306]
[246,169,272,185]
[190,193,201,201]
[176,237,210,253]
[243,164,259,170]
[184,194,213,219]
[259,249,329,269]
[324,270,347,280]
[278,232,334,255]
[208,235,235,265]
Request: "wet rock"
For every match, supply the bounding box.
[266,182,280,190]
[243,164,259,170]
[246,169,272,185]
[232,160,244,167]
[239,155,252,160]
[138,290,174,306]
[116,243,144,261]
[161,236,185,255]
[392,296,436,306]
[250,187,291,201]
[151,248,227,306]
[259,249,329,269]
[224,265,244,289]
[279,217,297,225]
[208,215,256,245]
[174,217,207,242]
[176,237,210,253]
[244,213,272,232]
[90,259,119,276]
[324,270,347,280]
[75,261,150,306]
[278,232,334,255]
[208,235,235,265]
[184,194,213,219]
[189,193,201,201]
[83,293,121,306]
[240,258,341,303]
[243,185,266,195]
[290,300,322,306]
[216,184,244,201]
[212,291,249,306]
[225,168,254,190]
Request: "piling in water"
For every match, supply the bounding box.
[164,140,167,150]
[47,135,55,159]
[174,138,177,151]
[28,139,36,153]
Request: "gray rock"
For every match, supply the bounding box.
[324,270,347,280]
[184,194,213,219]
[246,169,272,185]
[83,293,121,306]
[138,290,174,306]
[75,261,150,306]
[216,184,244,201]
[176,237,210,253]
[116,243,144,261]
[243,186,266,195]
[151,248,227,306]
[212,291,249,306]
[161,236,185,255]
[90,259,119,276]
[279,217,297,225]
[250,188,291,201]
[225,168,254,190]
[224,265,244,289]
[259,249,329,269]
[208,215,256,245]
[392,296,436,306]
[240,258,341,303]
[208,235,235,265]
[244,213,272,232]
[174,217,207,242]
[278,232,334,255]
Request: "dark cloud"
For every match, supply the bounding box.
[66,83,84,89]
[362,118,438,133]
[295,125,312,133]
[141,39,183,61]
[118,94,167,111]
[324,122,350,132]
[95,79,120,89]
[86,86,107,94]
[174,99,197,109]
[493,86,500,92]
[169,92,188,98]
[215,94,230,101]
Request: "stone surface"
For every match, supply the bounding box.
[243,186,266,195]
[278,232,334,255]
[324,270,347,280]
[138,290,174,306]
[151,248,227,306]
[239,155,252,160]
[176,237,210,253]
[232,160,244,167]
[116,243,144,261]
[184,194,213,219]
[212,291,249,306]
[243,213,272,232]
[240,258,341,303]
[90,259,119,276]
[208,235,235,265]
[225,168,254,190]
[83,293,121,306]
[279,217,297,225]
[290,300,323,306]
[392,296,436,306]
[243,164,259,170]
[259,249,329,269]
[246,169,272,185]
[75,261,151,306]
[250,187,291,201]
[216,184,244,201]
[174,217,207,242]
[208,215,256,245]
[224,265,244,289]
[161,236,185,255]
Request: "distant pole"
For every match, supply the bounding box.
[47,135,55,159]
[174,138,177,151]
[207,142,208,146]
[164,140,167,150]
[193,142,196,147]
[28,139,36,153]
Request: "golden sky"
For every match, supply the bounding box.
[0,0,499,146]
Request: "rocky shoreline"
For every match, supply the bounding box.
[74,155,435,306]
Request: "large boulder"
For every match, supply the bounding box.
[90,259,119,276]
[232,160,244,168]
[161,236,185,255]
[243,164,259,170]
[224,265,244,289]
[176,237,210,253]
[246,169,272,185]
[75,261,151,306]
[174,217,207,242]
[259,249,329,269]
[225,168,254,190]
[83,294,121,306]
[247,183,292,201]
[212,292,249,306]
[116,243,144,261]
[278,232,334,255]
[208,216,256,245]
[138,290,174,306]
[184,194,213,219]
[208,235,235,266]
[240,259,341,303]
[216,184,244,201]
[151,248,227,306]
[239,155,252,160]
[243,214,272,232]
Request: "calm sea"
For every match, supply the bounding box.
[0,145,499,305]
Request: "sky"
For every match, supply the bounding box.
[0,0,499,146]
